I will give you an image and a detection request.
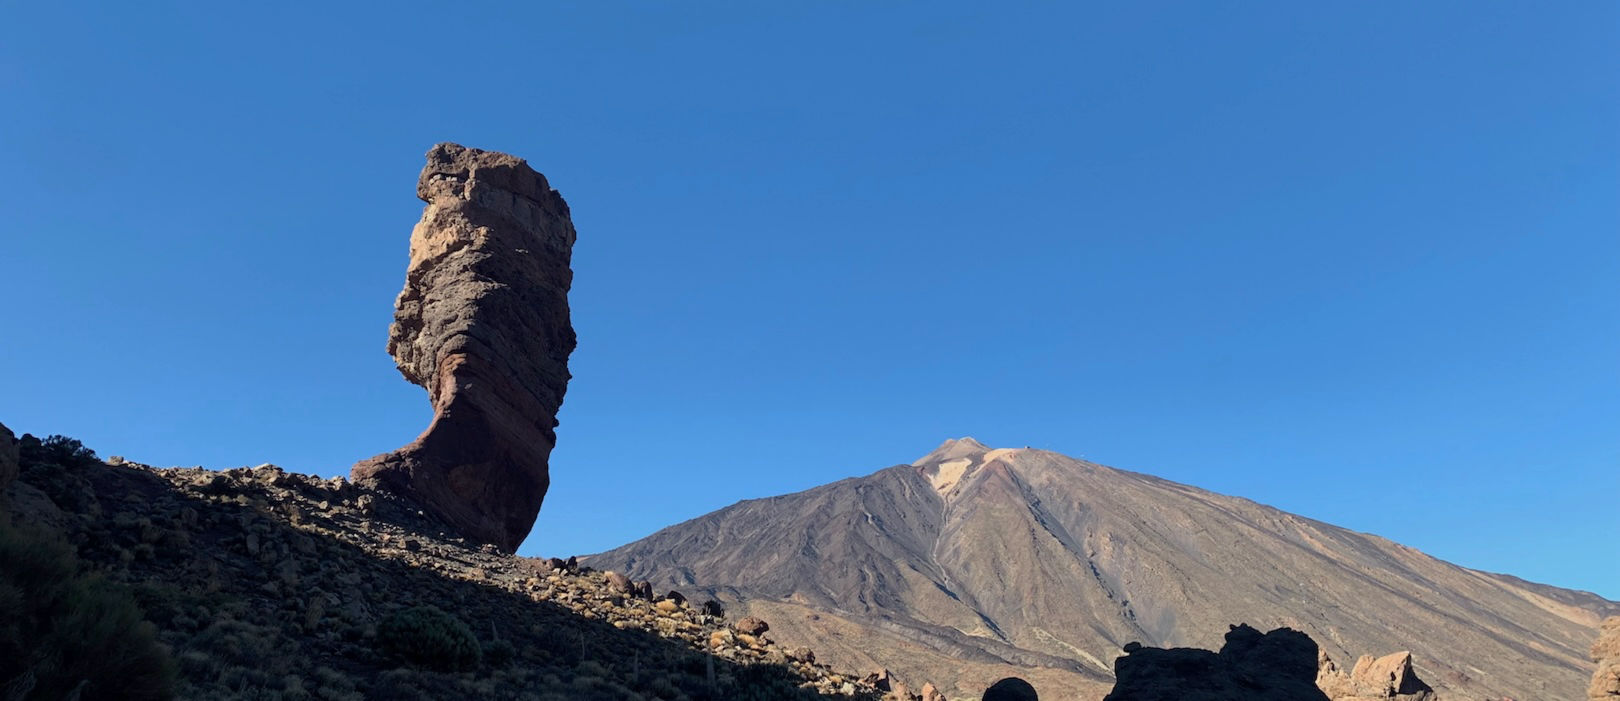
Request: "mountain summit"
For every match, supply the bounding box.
[592,440,1616,700]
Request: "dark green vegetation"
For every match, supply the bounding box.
[377,605,483,672]
[2,432,877,701]
[2,436,175,701]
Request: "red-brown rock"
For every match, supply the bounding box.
[351,143,576,553]
[735,616,770,636]
[1593,616,1620,700]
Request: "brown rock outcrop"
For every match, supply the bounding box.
[0,421,17,493]
[1318,649,1435,700]
[1593,617,1620,699]
[352,142,577,552]
[1102,624,1332,701]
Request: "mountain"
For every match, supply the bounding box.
[591,438,1618,700]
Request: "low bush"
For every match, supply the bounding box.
[0,519,175,700]
[375,606,482,672]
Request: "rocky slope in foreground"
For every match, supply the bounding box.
[592,438,1618,701]
[1,428,885,701]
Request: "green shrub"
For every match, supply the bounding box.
[375,606,481,672]
[0,519,175,700]
[483,638,516,668]
[17,434,100,470]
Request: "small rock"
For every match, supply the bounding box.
[735,616,770,636]
[604,571,634,594]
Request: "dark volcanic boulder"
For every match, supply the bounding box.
[982,676,1038,701]
[352,143,577,553]
[1102,624,1331,701]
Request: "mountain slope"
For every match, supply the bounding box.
[592,438,1617,700]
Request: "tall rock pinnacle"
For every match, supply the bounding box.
[352,142,576,552]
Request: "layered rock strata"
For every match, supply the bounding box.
[352,143,576,552]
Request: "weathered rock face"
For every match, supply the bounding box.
[352,142,576,553]
[0,421,17,493]
[1318,649,1436,700]
[1102,624,1331,701]
[1593,617,1620,699]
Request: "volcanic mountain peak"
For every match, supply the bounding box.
[594,440,1618,700]
[911,436,992,466]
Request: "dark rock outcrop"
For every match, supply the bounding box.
[352,143,577,553]
[1101,624,1331,701]
[982,676,1038,700]
[1593,617,1620,699]
[0,421,16,492]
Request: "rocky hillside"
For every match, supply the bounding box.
[0,426,886,701]
[592,438,1618,700]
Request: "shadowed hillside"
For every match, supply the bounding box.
[0,427,885,701]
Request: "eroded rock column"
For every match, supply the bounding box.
[352,143,576,552]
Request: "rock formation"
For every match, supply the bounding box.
[352,143,576,552]
[982,676,1038,700]
[0,421,16,493]
[1318,649,1435,700]
[1101,624,1331,701]
[1593,617,1620,699]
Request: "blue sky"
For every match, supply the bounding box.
[2,3,1615,598]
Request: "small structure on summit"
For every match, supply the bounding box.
[352,143,577,552]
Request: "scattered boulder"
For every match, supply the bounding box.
[351,142,578,553]
[921,681,947,701]
[604,571,634,594]
[1102,623,1331,701]
[0,421,16,493]
[862,668,891,691]
[1593,616,1620,700]
[735,616,770,636]
[700,599,725,618]
[983,676,1038,700]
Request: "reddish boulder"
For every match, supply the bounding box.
[735,616,770,636]
[352,143,577,552]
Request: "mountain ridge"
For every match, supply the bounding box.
[592,438,1616,700]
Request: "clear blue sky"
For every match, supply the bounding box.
[2,3,1615,599]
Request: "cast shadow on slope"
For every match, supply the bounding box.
[6,437,876,701]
